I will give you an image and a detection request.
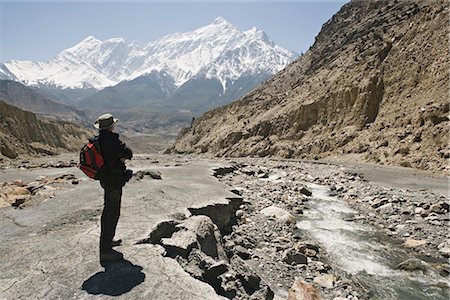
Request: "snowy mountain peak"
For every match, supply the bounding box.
[71,35,102,49]
[82,35,100,43]
[212,16,230,25]
[1,18,298,90]
[244,27,272,43]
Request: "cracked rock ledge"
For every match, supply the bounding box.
[137,167,274,300]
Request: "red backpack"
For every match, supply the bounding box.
[79,136,105,180]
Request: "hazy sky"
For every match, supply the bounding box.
[1,0,347,62]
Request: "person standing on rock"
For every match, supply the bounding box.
[94,113,133,263]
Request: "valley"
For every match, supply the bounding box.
[0,1,448,299]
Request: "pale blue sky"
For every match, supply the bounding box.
[1,1,347,62]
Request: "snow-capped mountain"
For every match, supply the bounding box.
[1,17,297,91]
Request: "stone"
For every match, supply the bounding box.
[294,242,320,257]
[234,245,251,260]
[396,258,428,272]
[404,238,427,248]
[282,249,307,265]
[303,249,317,257]
[161,230,198,258]
[231,188,244,196]
[181,215,225,259]
[260,206,296,224]
[26,182,44,194]
[0,144,18,159]
[157,216,225,259]
[299,187,312,197]
[0,198,10,208]
[133,170,162,180]
[430,203,443,213]
[313,274,336,289]
[12,180,26,187]
[235,210,244,218]
[206,260,229,278]
[148,170,162,180]
[229,255,274,299]
[288,280,320,300]
[414,207,424,215]
[438,242,450,258]
[395,224,408,234]
[8,186,31,197]
[376,203,393,214]
[371,198,388,208]
[435,263,450,277]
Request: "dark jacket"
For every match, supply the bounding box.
[98,130,133,190]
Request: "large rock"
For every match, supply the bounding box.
[288,280,320,300]
[260,206,296,224]
[396,258,428,272]
[376,203,393,214]
[160,215,225,260]
[0,143,18,159]
[438,240,450,258]
[282,249,308,266]
[313,274,336,289]
[403,238,427,248]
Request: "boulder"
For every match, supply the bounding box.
[438,241,450,258]
[0,144,18,159]
[376,203,393,214]
[403,238,427,248]
[299,187,312,197]
[133,170,162,180]
[288,280,320,300]
[161,230,198,258]
[260,206,296,224]
[282,249,308,265]
[313,274,336,289]
[396,258,428,272]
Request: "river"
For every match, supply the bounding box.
[296,182,449,300]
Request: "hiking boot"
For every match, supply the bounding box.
[112,239,122,247]
[100,250,123,262]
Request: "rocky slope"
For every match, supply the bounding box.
[0,100,92,159]
[170,0,449,174]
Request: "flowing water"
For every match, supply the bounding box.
[296,182,449,300]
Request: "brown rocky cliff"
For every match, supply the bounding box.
[170,0,449,174]
[0,101,93,159]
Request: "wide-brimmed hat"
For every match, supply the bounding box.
[94,113,118,130]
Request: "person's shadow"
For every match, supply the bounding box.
[82,259,145,296]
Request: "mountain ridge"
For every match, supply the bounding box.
[1,17,297,91]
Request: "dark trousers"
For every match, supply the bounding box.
[100,188,122,253]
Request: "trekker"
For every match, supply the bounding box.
[94,113,133,263]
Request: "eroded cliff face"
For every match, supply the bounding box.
[170,0,449,174]
[0,101,92,159]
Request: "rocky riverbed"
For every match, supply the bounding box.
[0,154,448,299]
[209,158,449,299]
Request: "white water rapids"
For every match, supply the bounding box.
[296,182,449,300]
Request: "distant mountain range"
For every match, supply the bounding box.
[0,17,297,122]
